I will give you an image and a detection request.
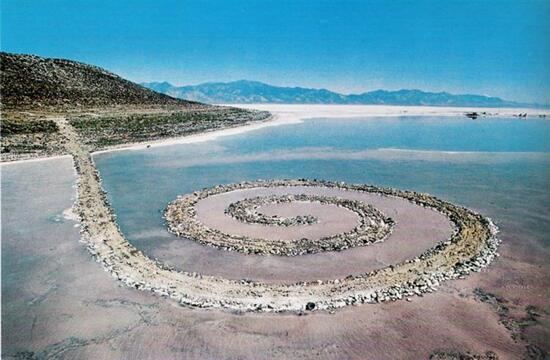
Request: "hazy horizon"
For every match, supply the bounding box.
[139,78,545,105]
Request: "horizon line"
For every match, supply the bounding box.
[141,79,546,106]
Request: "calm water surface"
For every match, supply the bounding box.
[93,116,550,268]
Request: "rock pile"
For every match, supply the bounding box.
[226,194,320,226]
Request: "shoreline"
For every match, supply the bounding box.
[91,113,295,155]
[3,104,550,164]
[92,104,550,155]
[0,154,73,166]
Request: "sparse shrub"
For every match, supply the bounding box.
[1,119,59,136]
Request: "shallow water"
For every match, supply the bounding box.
[94,116,550,272]
[3,115,549,358]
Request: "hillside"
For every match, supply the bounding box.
[0,53,270,161]
[142,80,540,108]
[0,52,200,109]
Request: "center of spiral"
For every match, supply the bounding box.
[225,194,320,226]
[164,181,396,256]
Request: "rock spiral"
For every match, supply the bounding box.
[76,172,499,313]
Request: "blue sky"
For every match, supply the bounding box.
[2,0,549,103]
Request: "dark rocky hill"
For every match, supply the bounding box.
[0,52,200,109]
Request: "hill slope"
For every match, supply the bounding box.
[0,52,198,109]
[142,80,539,108]
[0,53,270,161]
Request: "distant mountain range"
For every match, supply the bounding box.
[141,80,544,108]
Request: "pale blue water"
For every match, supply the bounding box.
[94,116,550,273]
[214,116,550,153]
